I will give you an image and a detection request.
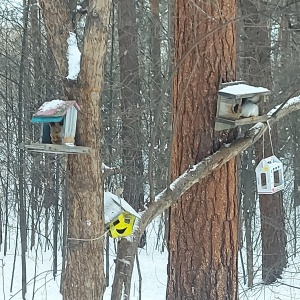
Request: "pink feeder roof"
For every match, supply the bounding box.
[33,100,80,117]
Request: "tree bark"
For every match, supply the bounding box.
[166,0,238,299]
[110,1,144,298]
[241,149,256,287]
[118,0,144,211]
[39,1,112,299]
[18,2,30,298]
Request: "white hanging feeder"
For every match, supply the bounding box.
[255,156,284,194]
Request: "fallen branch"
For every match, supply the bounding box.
[135,96,300,236]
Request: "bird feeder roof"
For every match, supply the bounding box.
[104,192,140,225]
[31,100,80,123]
[218,83,270,99]
[256,155,283,170]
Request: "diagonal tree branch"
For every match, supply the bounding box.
[135,96,300,236]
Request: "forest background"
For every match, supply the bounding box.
[1,0,300,299]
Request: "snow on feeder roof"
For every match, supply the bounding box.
[104,192,140,224]
[31,100,80,123]
[218,83,270,99]
[25,99,91,155]
[215,81,271,131]
[104,192,140,238]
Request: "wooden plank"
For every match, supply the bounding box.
[234,115,269,126]
[215,117,236,125]
[215,115,269,131]
[24,143,92,155]
[218,90,271,99]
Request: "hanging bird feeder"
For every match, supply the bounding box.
[104,192,140,238]
[255,155,284,194]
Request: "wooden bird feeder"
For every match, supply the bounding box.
[215,81,271,131]
[104,192,140,238]
[255,155,284,194]
[25,100,91,155]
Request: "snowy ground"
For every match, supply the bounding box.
[1,218,300,299]
[0,220,167,300]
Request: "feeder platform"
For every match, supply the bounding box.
[24,143,92,155]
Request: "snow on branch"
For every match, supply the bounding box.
[135,96,300,236]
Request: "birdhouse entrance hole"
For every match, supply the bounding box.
[274,170,281,186]
[260,173,267,189]
[215,81,271,131]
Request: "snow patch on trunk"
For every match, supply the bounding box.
[67,32,81,80]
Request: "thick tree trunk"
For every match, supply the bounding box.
[167,0,238,299]
[39,1,112,299]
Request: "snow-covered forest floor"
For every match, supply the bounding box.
[1,217,300,300]
[0,220,167,300]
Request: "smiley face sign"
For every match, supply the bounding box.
[109,212,136,238]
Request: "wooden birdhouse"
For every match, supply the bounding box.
[215,81,271,131]
[104,192,140,238]
[25,100,91,154]
[255,156,284,194]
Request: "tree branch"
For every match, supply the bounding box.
[103,167,122,179]
[136,96,300,236]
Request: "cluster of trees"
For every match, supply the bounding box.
[1,0,300,299]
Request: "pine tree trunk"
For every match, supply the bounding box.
[167,0,238,299]
[39,1,112,299]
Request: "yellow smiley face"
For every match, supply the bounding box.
[109,213,136,238]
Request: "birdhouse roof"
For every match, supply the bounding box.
[218,83,270,99]
[33,100,80,118]
[104,192,140,224]
[256,155,283,170]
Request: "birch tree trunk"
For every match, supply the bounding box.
[167,0,238,299]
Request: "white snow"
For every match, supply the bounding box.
[37,99,65,113]
[117,258,131,266]
[66,32,81,80]
[0,218,167,300]
[2,214,300,300]
[268,95,300,116]
[104,191,140,224]
[219,83,270,96]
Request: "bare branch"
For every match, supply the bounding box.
[136,96,300,236]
